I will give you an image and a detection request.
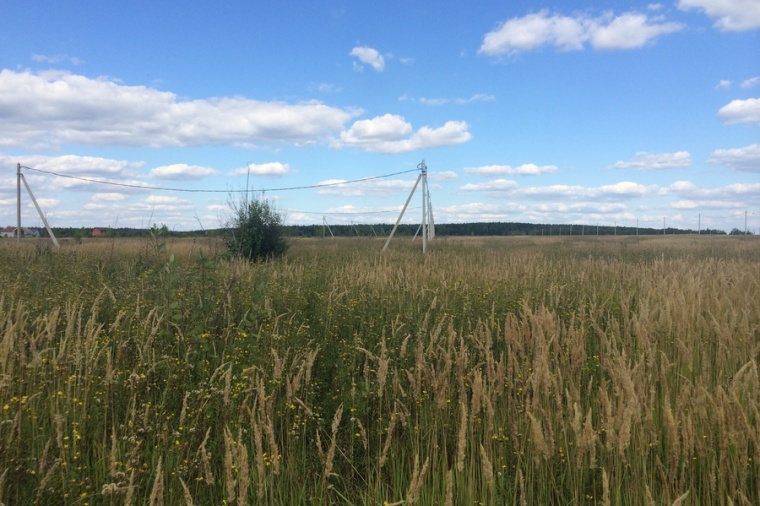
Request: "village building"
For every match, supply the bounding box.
[0,226,41,238]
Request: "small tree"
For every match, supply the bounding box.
[225,196,288,261]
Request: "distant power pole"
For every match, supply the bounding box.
[16,163,21,243]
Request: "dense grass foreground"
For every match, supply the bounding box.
[0,235,758,505]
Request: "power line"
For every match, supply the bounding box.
[19,165,419,193]
[285,207,422,216]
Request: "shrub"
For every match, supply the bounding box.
[224,196,288,261]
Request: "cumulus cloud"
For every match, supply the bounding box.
[0,152,155,198]
[230,162,292,177]
[460,179,520,192]
[332,114,471,153]
[350,46,385,71]
[610,151,692,170]
[149,164,219,180]
[317,178,416,197]
[588,12,684,50]
[0,153,140,175]
[708,144,760,172]
[460,180,657,201]
[669,180,760,200]
[0,70,359,149]
[436,202,521,222]
[429,171,458,182]
[671,199,743,209]
[678,0,760,31]
[479,9,683,55]
[92,193,128,201]
[718,97,760,124]
[463,163,558,176]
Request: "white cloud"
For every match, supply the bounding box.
[416,94,496,106]
[463,163,558,176]
[672,199,743,209]
[587,12,684,50]
[149,164,219,180]
[669,180,760,199]
[349,46,385,72]
[459,180,658,201]
[0,153,139,176]
[31,53,84,65]
[312,82,341,93]
[92,193,128,202]
[708,143,760,172]
[479,10,683,55]
[611,151,692,170]
[718,97,760,124]
[595,181,653,198]
[230,162,292,177]
[145,195,186,204]
[716,79,732,90]
[317,178,416,197]
[479,10,586,54]
[0,70,359,149]
[460,179,520,192]
[333,114,471,153]
[429,171,458,182]
[678,0,760,31]
[741,76,760,89]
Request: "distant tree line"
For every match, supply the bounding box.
[280,222,729,237]
[47,222,735,240]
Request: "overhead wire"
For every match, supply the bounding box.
[20,165,419,193]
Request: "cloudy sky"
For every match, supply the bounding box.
[1,0,758,232]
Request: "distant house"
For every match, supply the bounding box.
[91,227,109,237]
[0,226,40,238]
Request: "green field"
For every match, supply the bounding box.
[1,234,758,505]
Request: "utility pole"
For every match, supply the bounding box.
[19,171,59,248]
[383,160,433,254]
[421,160,428,254]
[16,163,21,244]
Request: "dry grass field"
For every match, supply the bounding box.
[0,234,758,505]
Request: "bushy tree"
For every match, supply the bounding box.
[225,197,288,261]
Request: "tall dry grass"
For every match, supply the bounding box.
[0,234,757,504]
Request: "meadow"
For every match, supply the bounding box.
[0,233,758,505]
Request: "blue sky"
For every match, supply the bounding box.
[1,0,758,232]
